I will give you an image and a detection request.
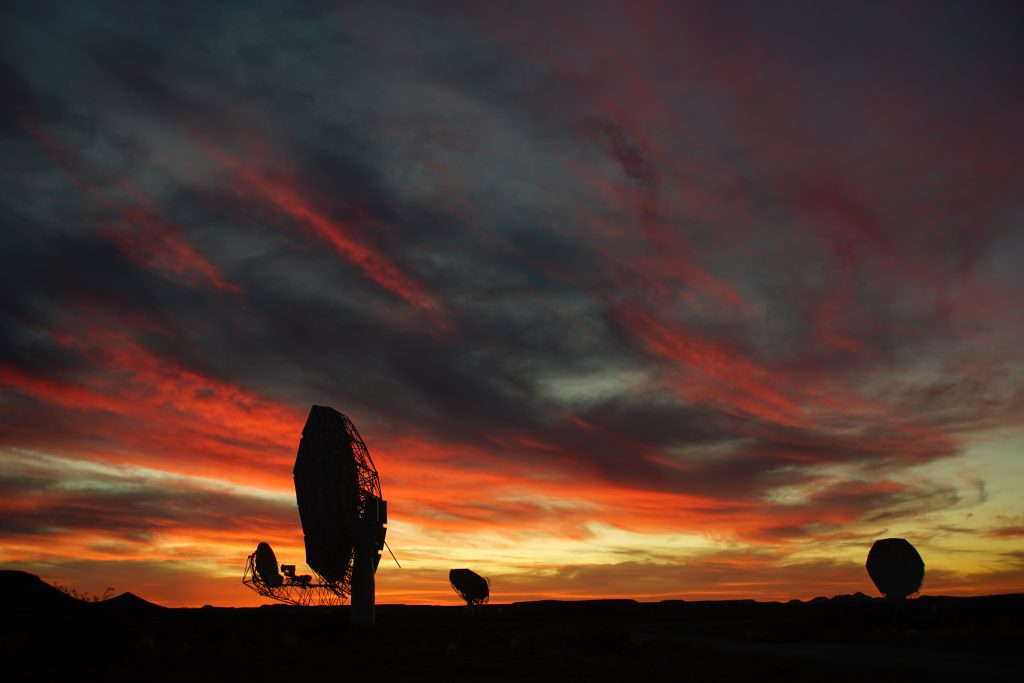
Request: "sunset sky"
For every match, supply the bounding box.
[2,1,1022,607]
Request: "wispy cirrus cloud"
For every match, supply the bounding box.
[1,0,1022,604]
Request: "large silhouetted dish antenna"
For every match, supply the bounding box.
[450,568,490,606]
[866,538,924,599]
[243,405,388,621]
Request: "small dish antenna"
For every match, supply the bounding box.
[243,541,339,606]
[866,538,924,600]
[449,568,490,607]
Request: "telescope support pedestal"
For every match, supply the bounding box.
[351,540,376,625]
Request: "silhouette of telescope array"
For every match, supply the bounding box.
[243,405,388,623]
[449,568,490,606]
[866,538,924,599]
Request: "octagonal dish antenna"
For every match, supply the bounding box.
[243,405,388,622]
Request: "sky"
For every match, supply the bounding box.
[1,0,1022,607]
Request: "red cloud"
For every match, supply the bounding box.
[191,133,450,327]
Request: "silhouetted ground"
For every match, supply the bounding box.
[3,571,1021,681]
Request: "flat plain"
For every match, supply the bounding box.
[3,571,1021,682]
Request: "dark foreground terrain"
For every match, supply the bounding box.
[3,571,1021,682]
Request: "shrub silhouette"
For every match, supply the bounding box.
[53,583,115,602]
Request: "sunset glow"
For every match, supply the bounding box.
[2,1,1022,607]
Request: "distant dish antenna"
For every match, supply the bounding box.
[243,406,388,623]
[866,538,924,600]
[449,568,490,607]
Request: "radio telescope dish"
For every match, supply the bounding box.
[866,538,924,599]
[243,541,343,606]
[449,568,490,606]
[254,542,283,588]
[243,405,388,621]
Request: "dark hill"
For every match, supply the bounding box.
[0,570,81,612]
[92,591,164,611]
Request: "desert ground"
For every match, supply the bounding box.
[3,571,1021,682]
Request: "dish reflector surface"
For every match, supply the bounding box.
[254,542,283,588]
[866,538,924,599]
[293,405,383,584]
[449,568,489,605]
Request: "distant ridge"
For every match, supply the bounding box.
[512,598,639,607]
[93,591,164,611]
[0,570,163,612]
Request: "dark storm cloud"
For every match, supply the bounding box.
[2,0,1022,555]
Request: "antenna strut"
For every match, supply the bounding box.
[384,540,401,568]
